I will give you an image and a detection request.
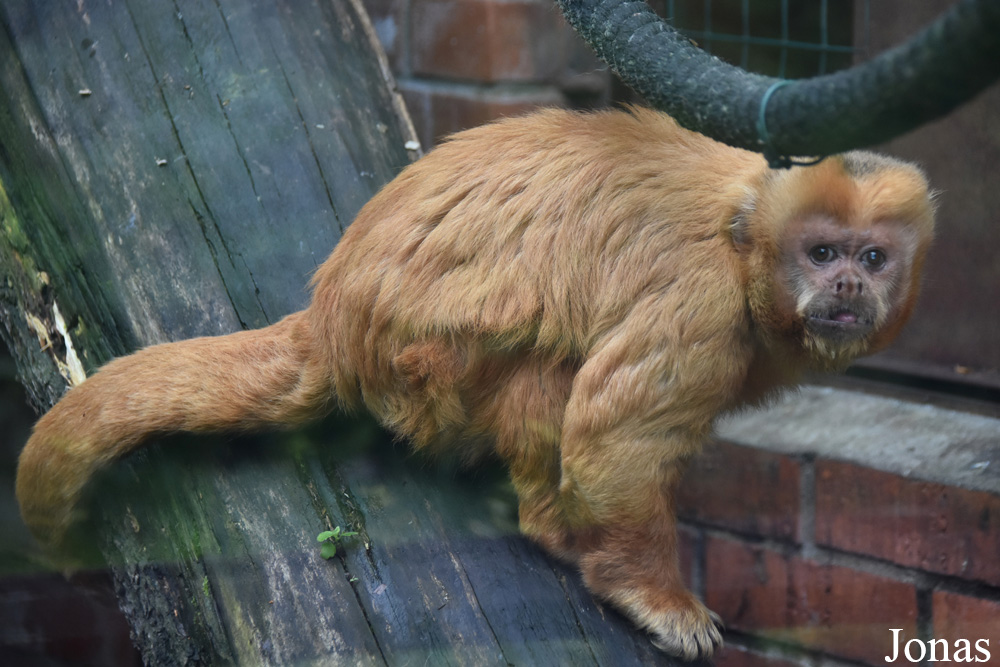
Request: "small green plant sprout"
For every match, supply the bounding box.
[317,526,359,560]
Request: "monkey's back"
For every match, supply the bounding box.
[308,108,762,448]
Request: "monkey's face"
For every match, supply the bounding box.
[777,214,924,364]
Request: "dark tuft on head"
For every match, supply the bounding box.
[840,151,917,178]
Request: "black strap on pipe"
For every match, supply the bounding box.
[555,0,1000,165]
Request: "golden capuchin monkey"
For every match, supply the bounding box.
[16,106,935,660]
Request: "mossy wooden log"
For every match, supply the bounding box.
[0,1,679,664]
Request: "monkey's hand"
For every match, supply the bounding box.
[518,460,724,659]
[631,588,724,660]
[549,431,727,660]
[566,504,725,661]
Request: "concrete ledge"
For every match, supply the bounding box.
[717,385,999,494]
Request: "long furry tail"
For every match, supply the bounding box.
[16,311,332,545]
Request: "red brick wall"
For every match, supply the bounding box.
[678,441,1000,666]
[361,0,611,147]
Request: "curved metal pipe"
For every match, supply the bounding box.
[556,0,1000,162]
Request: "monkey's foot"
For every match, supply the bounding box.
[625,591,723,661]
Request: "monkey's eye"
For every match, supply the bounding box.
[861,248,887,269]
[808,245,836,264]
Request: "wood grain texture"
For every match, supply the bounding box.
[0,1,681,664]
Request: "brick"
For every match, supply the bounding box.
[411,0,569,83]
[400,80,564,146]
[0,571,138,665]
[677,440,800,542]
[705,536,918,665]
[678,524,698,591]
[815,459,1000,586]
[933,590,1000,659]
[715,644,806,667]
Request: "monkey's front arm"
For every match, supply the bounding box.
[532,285,750,660]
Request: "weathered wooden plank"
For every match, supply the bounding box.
[0,1,421,663]
[95,430,388,665]
[1,0,417,364]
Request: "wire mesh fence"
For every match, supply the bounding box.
[651,0,870,77]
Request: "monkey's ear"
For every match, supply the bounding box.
[727,185,757,249]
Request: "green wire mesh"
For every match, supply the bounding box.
[654,0,869,78]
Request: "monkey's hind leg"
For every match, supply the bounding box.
[503,437,574,561]
[470,353,580,561]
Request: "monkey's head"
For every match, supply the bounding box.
[738,152,936,370]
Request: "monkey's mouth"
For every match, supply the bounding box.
[806,308,874,341]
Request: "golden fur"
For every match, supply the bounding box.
[16,107,935,659]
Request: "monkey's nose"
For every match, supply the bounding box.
[834,277,863,295]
